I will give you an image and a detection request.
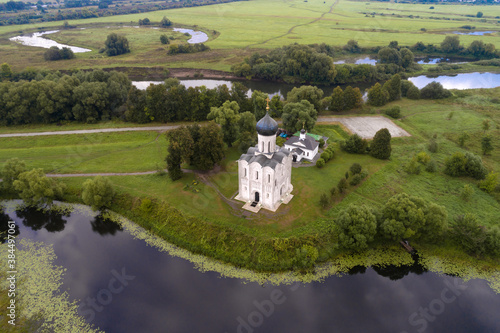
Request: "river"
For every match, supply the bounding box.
[2,203,499,333]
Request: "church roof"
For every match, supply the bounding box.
[239,147,290,170]
[285,135,319,151]
[256,112,278,136]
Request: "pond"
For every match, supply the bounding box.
[416,57,469,65]
[334,56,377,66]
[9,30,91,53]
[409,72,500,90]
[172,28,209,44]
[453,31,495,36]
[2,202,499,333]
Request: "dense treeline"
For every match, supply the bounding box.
[0,1,25,12]
[0,0,241,26]
[167,43,210,55]
[44,46,75,61]
[0,70,130,125]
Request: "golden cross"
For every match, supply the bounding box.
[265,97,270,110]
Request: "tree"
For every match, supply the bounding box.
[191,122,225,170]
[336,204,378,251]
[138,18,151,26]
[400,48,415,69]
[167,126,195,164]
[458,132,469,147]
[478,172,499,194]
[343,39,361,53]
[450,214,487,256]
[269,95,284,117]
[82,176,115,210]
[286,85,324,112]
[250,90,268,119]
[350,163,362,175]
[0,63,12,80]
[44,46,75,61]
[316,158,325,168]
[440,35,461,54]
[444,152,487,180]
[207,100,241,147]
[343,86,363,110]
[329,86,344,112]
[160,35,169,45]
[104,33,130,56]
[380,193,447,241]
[476,11,483,18]
[370,128,392,160]
[368,82,388,106]
[281,100,318,132]
[383,74,401,102]
[420,82,451,99]
[166,141,183,181]
[481,135,493,155]
[341,134,367,154]
[319,192,329,208]
[337,177,348,193]
[160,16,172,27]
[378,47,401,65]
[13,169,64,207]
[1,158,26,192]
[407,85,420,100]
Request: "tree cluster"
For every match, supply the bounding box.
[444,152,488,180]
[0,69,131,125]
[167,43,210,55]
[324,85,363,112]
[103,33,130,57]
[44,46,75,61]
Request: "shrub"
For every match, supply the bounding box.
[460,184,474,201]
[341,134,368,154]
[481,135,493,155]
[450,214,487,256]
[427,138,438,153]
[458,132,469,147]
[425,160,437,173]
[444,152,487,180]
[337,178,348,193]
[384,106,401,119]
[405,158,421,175]
[319,138,325,148]
[160,35,170,45]
[320,152,330,161]
[360,170,369,179]
[1,158,26,191]
[82,176,115,211]
[319,193,330,208]
[370,128,392,160]
[104,33,130,56]
[336,204,378,251]
[330,187,337,196]
[44,46,75,61]
[350,163,362,175]
[420,82,452,99]
[349,174,363,186]
[316,158,325,168]
[407,86,420,100]
[416,151,430,164]
[478,172,499,193]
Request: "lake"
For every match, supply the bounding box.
[2,202,499,333]
[409,72,500,90]
[9,30,92,53]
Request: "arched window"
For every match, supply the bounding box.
[268,142,270,152]
[256,171,259,180]
[275,180,277,186]
[261,142,264,152]
[244,168,247,177]
[268,174,271,183]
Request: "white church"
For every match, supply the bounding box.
[235,108,294,212]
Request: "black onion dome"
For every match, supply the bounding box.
[256,112,278,136]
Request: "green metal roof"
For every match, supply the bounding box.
[293,132,322,141]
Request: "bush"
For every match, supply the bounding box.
[319,193,330,208]
[82,176,115,211]
[460,184,474,201]
[478,172,499,193]
[444,152,487,180]
[384,106,401,119]
[319,138,325,148]
[425,160,437,173]
[44,46,75,61]
[341,134,367,154]
[370,128,392,160]
[336,204,378,251]
[406,86,420,100]
[420,82,452,99]
[416,151,430,164]
[316,158,325,168]
[168,43,210,55]
[350,163,362,175]
[349,174,363,186]
[160,35,170,45]
[405,158,421,175]
[337,178,348,193]
[427,138,438,153]
[330,187,337,196]
[104,33,130,56]
[320,152,330,162]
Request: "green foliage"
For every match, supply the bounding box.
[384,106,401,119]
[44,46,75,61]
[207,100,241,147]
[440,35,461,54]
[337,177,348,193]
[282,100,318,132]
[406,85,421,100]
[82,176,115,210]
[460,184,474,201]
[343,85,363,110]
[1,157,26,191]
[104,33,130,56]
[427,138,438,153]
[380,193,447,242]
[416,151,430,164]
[458,132,469,147]
[425,160,437,173]
[349,174,363,186]
[319,192,329,207]
[450,214,487,256]
[316,158,325,168]
[405,157,421,175]
[160,16,172,27]
[336,204,377,251]
[166,142,183,181]
[0,63,12,80]
[383,74,401,102]
[167,43,210,55]
[295,245,319,268]
[340,134,367,154]
[160,34,170,45]
[476,11,483,18]
[444,152,487,180]
[251,90,268,119]
[482,119,490,132]
[350,163,362,175]
[190,122,225,170]
[13,169,65,207]
[481,135,493,155]
[286,85,324,111]
[329,86,344,112]
[368,82,388,107]
[478,172,499,194]
[420,82,452,99]
[319,138,325,148]
[370,128,391,160]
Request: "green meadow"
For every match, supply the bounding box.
[1,0,500,71]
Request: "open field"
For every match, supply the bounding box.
[2,0,500,71]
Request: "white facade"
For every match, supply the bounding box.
[235,112,293,212]
[284,130,320,162]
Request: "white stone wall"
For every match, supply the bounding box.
[258,134,276,154]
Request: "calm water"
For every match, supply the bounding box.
[453,31,495,36]
[9,30,91,53]
[172,28,209,44]
[409,72,500,90]
[334,57,377,66]
[2,203,499,333]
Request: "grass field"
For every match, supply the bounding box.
[1,0,500,71]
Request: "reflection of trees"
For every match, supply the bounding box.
[0,212,19,244]
[91,214,123,236]
[372,254,427,281]
[16,206,70,233]
[347,265,367,276]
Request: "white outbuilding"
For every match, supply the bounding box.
[284,129,319,162]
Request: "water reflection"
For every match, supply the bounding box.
[409,72,500,90]
[172,28,209,44]
[3,204,499,333]
[453,31,494,36]
[9,30,92,53]
[91,214,123,236]
[0,211,19,243]
[16,206,70,233]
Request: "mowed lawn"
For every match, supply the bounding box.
[1,0,500,71]
[0,131,168,173]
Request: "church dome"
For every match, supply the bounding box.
[256,112,278,136]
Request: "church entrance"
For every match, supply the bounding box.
[254,192,260,202]
[292,154,297,162]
